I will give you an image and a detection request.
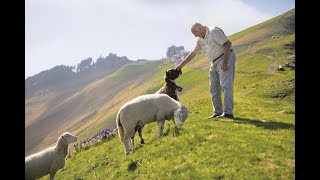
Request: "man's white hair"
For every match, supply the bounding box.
[191,22,203,31]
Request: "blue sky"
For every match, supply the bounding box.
[25,0,295,79]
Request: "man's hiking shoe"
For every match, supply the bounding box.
[216,113,234,119]
[207,114,222,119]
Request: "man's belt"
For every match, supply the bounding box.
[212,49,233,62]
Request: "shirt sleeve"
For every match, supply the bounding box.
[211,27,228,45]
[192,40,203,55]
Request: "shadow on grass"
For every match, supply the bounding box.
[128,161,137,172]
[232,117,295,130]
[286,64,295,70]
[128,159,143,172]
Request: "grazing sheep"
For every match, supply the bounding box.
[25,132,78,180]
[278,65,285,71]
[130,68,183,145]
[116,94,189,155]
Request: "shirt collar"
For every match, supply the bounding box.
[204,26,210,39]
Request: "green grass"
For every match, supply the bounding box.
[44,41,294,180]
[108,61,163,80]
[40,10,295,180]
[50,86,294,179]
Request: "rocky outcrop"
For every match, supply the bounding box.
[166,45,184,58]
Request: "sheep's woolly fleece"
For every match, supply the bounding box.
[25,132,77,180]
[116,94,188,155]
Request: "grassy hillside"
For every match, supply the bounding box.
[73,61,175,141]
[39,8,295,179]
[230,8,294,56]
[27,60,177,156]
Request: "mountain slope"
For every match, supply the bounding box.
[38,8,294,179]
[25,60,174,156]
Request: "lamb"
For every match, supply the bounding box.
[116,94,189,155]
[25,132,78,180]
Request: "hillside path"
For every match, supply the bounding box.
[264,55,276,74]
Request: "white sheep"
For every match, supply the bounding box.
[25,132,78,180]
[116,94,189,155]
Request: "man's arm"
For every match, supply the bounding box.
[221,40,232,71]
[211,27,232,71]
[175,51,197,70]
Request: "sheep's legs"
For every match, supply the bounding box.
[138,126,145,144]
[128,125,144,155]
[133,125,145,144]
[124,139,131,155]
[50,172,56,180]
[129,138,134,152]
[131,126,139,148]
[157,120,164,137]
[130,137,135,152]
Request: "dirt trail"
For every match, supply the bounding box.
[265,55,276,74]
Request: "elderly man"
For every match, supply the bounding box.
[175,23,236,118]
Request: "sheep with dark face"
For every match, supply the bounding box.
[116,94,188,155]
[25,132,77,180]
[156,68,183,101]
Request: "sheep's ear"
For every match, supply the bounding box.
[61,135,64,139]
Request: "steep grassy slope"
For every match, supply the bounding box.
[25,60,173,156]
[73,61,175,141]
[49,45,294,179]
[39,8,295,179]
[230,8,294,56]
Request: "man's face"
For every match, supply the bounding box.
[192,26,205,39]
